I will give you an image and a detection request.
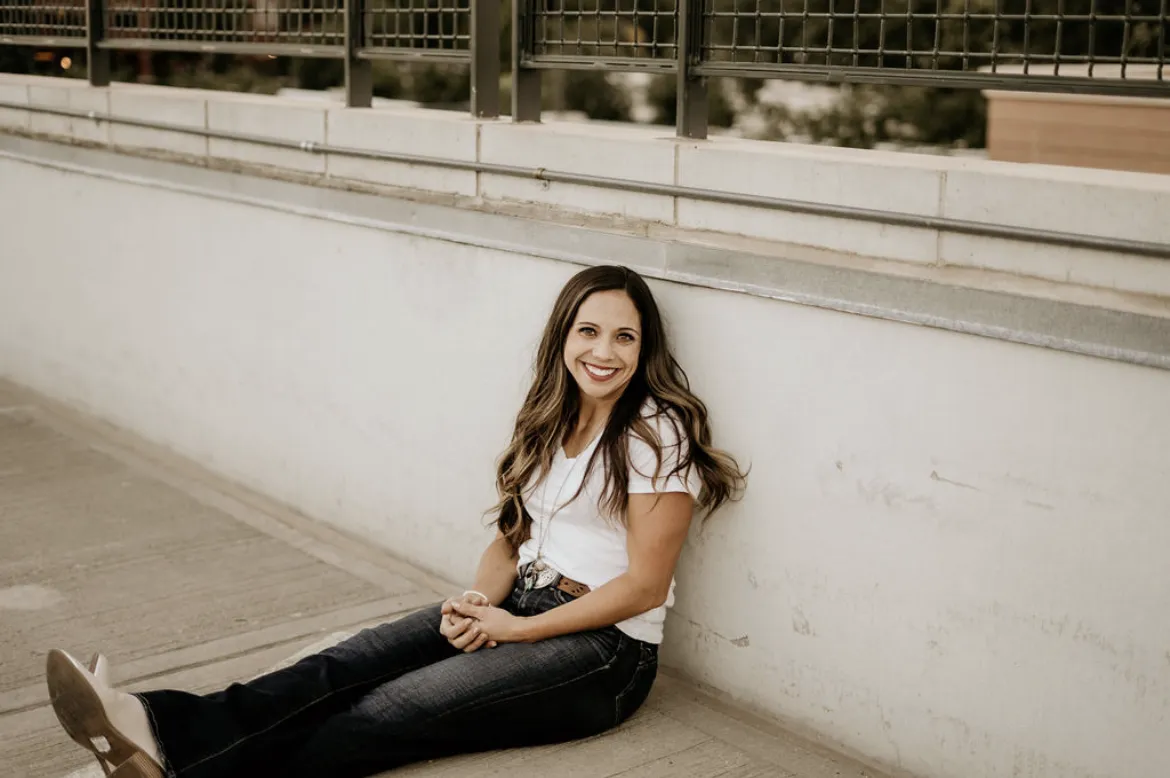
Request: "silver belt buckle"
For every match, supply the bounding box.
[524,561,558,591]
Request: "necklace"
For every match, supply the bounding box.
[524,422,603,590]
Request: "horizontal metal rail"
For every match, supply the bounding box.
[94,39,344,57]
[520,54,678,73]
[2,99,1168,261]
[356,47,469,63]
[0,34,86,47]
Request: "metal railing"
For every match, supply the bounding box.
[512,0,1170,137]
[1,1,87,44]
[0,0,497,113]
[100,0,346,54]
[2,0,1167,137]
[697,2,1168,87]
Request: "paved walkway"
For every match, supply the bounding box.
[0,379,887,778]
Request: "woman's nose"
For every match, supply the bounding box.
[591,340,614,360]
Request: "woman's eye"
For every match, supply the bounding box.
[617,333,635,343]
[579,326,596,336]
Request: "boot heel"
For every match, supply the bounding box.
[85,655,112,777]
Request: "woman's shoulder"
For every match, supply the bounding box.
[632,398,688,448]
[626,396,698,494]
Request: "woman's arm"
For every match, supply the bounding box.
[439,530,520,654]
[468,529,520,606]
[453,492,693,643]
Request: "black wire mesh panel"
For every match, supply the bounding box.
[102,0,344,49]
[365,0,470,52]
[700,0,1167,87]
[530,0,678,61]
[0,0,87,42]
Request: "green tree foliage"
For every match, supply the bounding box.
[409,64,470,104]
[647,75,737,128]
[769,84,986,148]
[564,72,633,121]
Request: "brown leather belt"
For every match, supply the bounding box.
[520,562,591,599]
[555,575,591,598]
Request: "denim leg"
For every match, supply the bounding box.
[138,604,456,778]
[283,626,642,778]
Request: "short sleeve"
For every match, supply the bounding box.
[627,408,702,497]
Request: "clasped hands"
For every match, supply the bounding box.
[439,591,530,653]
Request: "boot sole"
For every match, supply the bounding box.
[110,751,165,778]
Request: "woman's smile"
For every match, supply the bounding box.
[582,362,620,382]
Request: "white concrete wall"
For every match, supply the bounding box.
[1,146,1169,778]
[2,74,1170,299]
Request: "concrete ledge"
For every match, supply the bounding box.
[209,97,327,175]
[0,81,30,130]
[2,133,1167,372]
[676,140,944,264]
[478,120,676,222]
[27,84,72,138]
[109,87,208,157]
[941,157,1170,243]
[66,88,111,145]
[326,106,478,197]
[940,161,1170,297]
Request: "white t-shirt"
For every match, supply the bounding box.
[517,402,701,644]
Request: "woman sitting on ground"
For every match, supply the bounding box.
[46,263,747,778]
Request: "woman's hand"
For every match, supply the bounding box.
[440,593,497,652]
[450,601,532,644]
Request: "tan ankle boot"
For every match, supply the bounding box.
[46,650,164,777]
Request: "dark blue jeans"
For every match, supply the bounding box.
[137,578,658,778]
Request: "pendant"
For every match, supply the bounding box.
[524,560,556,591]
[534,561,557,589]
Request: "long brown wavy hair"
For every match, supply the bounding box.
[492,265,747,553]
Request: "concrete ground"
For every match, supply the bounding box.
[0,379,887,778]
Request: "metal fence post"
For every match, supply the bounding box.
[345,0,373,108]
[86,0,110,86]
[675,0,708,139]
[511,0,541,121]
[470,0,500,118]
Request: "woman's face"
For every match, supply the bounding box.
[563,290,642,407]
